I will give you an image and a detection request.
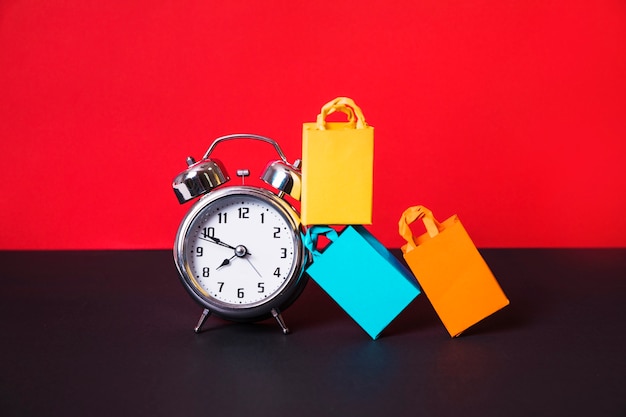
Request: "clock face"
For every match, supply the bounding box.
[176,187,303,312]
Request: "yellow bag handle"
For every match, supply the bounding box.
[326,103,357,125]
[316,97,367,130]
[398,205,444,252]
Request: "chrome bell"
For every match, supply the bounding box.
[172,156,230,204]
[261,159,302,200]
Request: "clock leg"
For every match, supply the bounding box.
[194,308,211,333]
[271,308,290,335]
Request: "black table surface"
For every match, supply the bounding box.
[1,249,625,417]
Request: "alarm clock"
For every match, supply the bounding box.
[172,134,309,334]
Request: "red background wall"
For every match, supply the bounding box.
[1,0,625,250]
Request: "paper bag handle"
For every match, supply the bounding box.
[326,103,357,125]
[303,226,339,258]
[316,97,367,130]
[398,206,444,252]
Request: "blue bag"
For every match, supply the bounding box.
[304,225,421,339]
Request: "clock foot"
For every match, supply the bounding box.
[194,308,211,333]
[271,308,290,335]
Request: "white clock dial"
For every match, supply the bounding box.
[178,188,302,310]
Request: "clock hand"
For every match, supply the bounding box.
[217,254,237,270]
[199,236,254,256]
[245,257,263,278]
[216,245,254,271]
[199,236,237,250]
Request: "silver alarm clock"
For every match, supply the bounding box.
[172,134,309,334]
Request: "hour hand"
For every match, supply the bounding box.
[217,254,236,270]
[216,245,251,270]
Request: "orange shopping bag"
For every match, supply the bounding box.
[398,206,509,337]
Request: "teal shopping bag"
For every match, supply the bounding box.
[304,225,421,339]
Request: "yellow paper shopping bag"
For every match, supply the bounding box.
[398,206,509,337]
[301,97,374,225]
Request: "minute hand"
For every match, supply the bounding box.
[199,236,237,250]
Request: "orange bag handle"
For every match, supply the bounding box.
[316,97,367,130]
[398,205,444,252]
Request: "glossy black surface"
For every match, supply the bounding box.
[1,249,625,416]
